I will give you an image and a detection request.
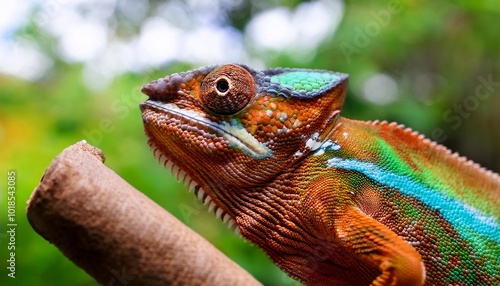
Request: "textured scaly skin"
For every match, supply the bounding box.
[140,64,500,286]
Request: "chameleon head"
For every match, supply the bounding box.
[140,64,348,225]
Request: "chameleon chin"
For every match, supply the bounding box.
[140,64,500,286]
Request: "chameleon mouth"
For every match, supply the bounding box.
[141,100,272,160]
[145,132,241,236]
[141,99,276,236]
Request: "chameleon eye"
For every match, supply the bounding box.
[200,64,255,115]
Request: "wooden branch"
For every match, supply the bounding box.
[27,141,261,286]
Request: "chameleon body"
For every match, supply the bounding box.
[140,64,500,285]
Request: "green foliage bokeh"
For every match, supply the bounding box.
[1,1,499,285]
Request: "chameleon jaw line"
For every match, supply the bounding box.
[142,100,272,159]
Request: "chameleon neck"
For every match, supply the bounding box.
[329,118,500,221]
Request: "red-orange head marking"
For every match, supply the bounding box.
[140,64,348,222]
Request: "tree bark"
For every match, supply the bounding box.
[27,141,261,286]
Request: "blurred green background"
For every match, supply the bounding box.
[1,0,499,285]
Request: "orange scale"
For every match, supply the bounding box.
[251,110,260,118]
[250,110,259,119]
[263,125,273,133]
[214,142,225,150]
[184,78,200,91]
[259,110,268,118]
[271,110,279,118]
[261,116,271,125]
[259,96,270,103]
[286,108,296,117]
[292,120,302,128]
[248,125,258,134]
[277,103,288,111]
[269,118,281,128]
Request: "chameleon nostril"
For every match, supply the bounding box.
[141,82,157,98]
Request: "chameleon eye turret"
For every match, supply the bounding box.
[200,64,255,115]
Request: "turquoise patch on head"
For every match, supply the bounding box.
[266,71,344,99]
[271,72,339,91]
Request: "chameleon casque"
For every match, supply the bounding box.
[140,64,500,285]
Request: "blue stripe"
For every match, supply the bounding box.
[326,157,500,242]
